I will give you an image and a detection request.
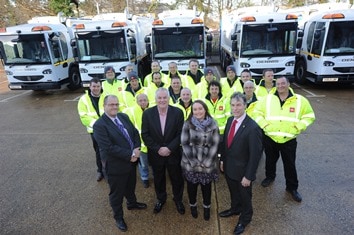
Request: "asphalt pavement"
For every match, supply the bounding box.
[0,73,353,234]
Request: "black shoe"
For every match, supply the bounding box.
[234,223,245,235]
[96,172,104,182]
[190,206,198,218]
[175,201,185,215]
[127,202,147,210]
[153,201,165,214]
[143,180,149,188]
[261,177,274,187]
[286,189,302,202]
[219,209,240,217]
[116,219,127,232]
[204,208,210,221]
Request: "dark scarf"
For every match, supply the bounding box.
[191,116,212,131]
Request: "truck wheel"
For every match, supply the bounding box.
[67,67,81,90]
[295,60,307,85]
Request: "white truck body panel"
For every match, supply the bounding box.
[220,7,298,80]
[295,8,354,83]
[147,9,209,73]
[0,22,77,90]
[72,14,152,86]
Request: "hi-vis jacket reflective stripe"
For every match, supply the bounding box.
[123,105,147,153]
[77,91,104,133]
[253,92,315,143]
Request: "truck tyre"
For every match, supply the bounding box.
[295,60,307,85]
[67,66,81,90]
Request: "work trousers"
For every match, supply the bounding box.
[107,166,137,221]
[225,174,253,226]
[264,136,298,190]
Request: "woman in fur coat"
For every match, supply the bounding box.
[181,100,220,221]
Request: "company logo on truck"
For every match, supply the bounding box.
[342,58,354,62]
[256,60,279,64]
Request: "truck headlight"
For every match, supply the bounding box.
[323,61,334,66]
[43,69,52,74]
[240,63,250,68]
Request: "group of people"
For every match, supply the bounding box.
[77,60,315,234]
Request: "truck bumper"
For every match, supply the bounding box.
[8,82,62,90]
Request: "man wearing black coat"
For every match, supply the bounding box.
[93,95,147,232]
[142,88,185,215]
[219,92,263,235]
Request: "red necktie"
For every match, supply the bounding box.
[227,119,237,148]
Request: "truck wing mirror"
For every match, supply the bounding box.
[207,34,213,41]
[232,41,238,52]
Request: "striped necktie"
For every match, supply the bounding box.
[114,118,133,150]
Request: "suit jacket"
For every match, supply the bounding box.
[221,115,262,181]
[93,113,141,176]
[141,105,184,165]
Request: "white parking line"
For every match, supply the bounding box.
[0,80,8,84]
[292,83,326,98]
[64,95,81,102]
[0,90,32,102]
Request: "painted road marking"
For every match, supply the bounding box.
[0,90,32,102]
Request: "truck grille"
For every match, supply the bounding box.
[14,76,44,81]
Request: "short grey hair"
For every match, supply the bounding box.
[243,80,255,88]
[155,87,169,99]
[230,92,247,105]
[103,94,118,105]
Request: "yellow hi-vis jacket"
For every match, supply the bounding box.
[202,95,229,134]
[102,79,126,95]
[253,92,315,143]
[144,72,169,87]
[220,77,243,98]
[77,91,104,133]
[173,100,192,120]
[123,105,148,153]
[254,79,276,99]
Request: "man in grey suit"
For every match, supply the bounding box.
[219,92,263,235]
[93,95,147,232]
[142,88,185,215]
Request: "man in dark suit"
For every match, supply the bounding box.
[219,92,263,235]
[93,95,147,232]
[142,87,185,215]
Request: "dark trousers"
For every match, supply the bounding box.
[90,133,103,173]
[151,159,184,203]
[107,166,137,221]
[225,174,253,226]
[264,136,298,190]
[186,181,212,206]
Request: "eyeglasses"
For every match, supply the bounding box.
[107,103,119,106]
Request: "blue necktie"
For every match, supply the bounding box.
[114,118,134,150]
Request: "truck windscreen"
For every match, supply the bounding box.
[152,26,205,59]
[240,22,297,57]
[76,30,129,62]
[0,34,51,65]
[324,21,354,56]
